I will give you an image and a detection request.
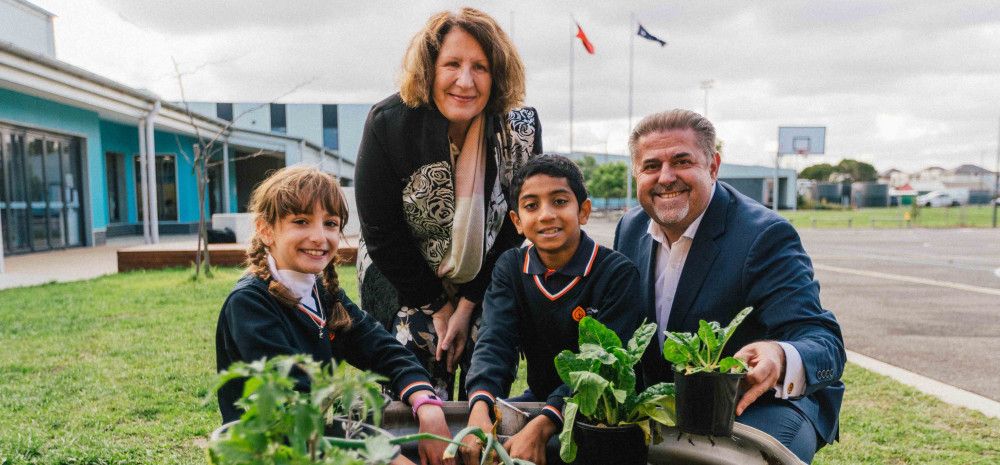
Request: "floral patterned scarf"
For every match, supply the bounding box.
[437,114,486,284]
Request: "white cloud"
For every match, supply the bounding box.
[29,0,1000,172]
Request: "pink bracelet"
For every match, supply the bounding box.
[411,394,443,418]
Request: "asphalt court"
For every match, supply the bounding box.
[584,217,1000,401]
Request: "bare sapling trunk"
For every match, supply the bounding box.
[194,144,212,278]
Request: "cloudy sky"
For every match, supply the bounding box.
[30,0,1000,172]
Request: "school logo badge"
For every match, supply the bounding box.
[572,306,586,322]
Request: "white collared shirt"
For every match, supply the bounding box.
[648,185,805,399]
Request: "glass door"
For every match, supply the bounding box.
[0,124,85,254]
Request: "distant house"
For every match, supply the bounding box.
[879,168,909,188]
[947,164,996,191]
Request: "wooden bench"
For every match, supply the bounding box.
[117,241,358,272]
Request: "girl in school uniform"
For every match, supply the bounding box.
[215,166,453,465]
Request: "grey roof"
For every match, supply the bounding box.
[952,164,993,175]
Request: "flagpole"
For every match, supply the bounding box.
[626,13,635,210]
[569,19,575,156]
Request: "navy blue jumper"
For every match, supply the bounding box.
[215,274,434,423]
[466,231,643,427]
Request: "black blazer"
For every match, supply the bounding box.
[613,182,846,445]
[355,93,542,308]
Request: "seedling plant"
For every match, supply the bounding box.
[208,354,530,465]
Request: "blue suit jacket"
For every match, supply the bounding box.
[614,182,846,445]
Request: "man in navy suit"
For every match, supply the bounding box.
[613,109,845,463]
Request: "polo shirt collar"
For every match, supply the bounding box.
[523,230,599,277]
[647,183,716,246]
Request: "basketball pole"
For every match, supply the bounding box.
[773,149,781,212]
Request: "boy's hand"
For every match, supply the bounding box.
[503,415,558,465]
[461,402,493,465]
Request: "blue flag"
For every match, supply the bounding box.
[637,23,667,47]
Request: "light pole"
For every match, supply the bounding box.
[700,79,714,117]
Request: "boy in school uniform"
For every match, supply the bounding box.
[462,155,643,465]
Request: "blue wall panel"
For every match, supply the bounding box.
[0,88,107,233]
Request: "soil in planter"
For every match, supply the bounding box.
[571,421,648,465]
[675,371,744,436]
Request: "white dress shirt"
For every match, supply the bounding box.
[648,186,805,399]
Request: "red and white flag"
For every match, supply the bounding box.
[575,22,595,54]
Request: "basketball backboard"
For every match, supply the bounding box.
[778,127,826,155]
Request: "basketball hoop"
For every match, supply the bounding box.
[796,148,808,155]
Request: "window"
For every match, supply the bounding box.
[216,103,234,122]
[105,152,126,223]
[322,104,338,150]
[134,155,178,222]
[270,103,286,133]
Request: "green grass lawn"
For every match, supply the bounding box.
[1,267,998,464]
[782,205,998,229]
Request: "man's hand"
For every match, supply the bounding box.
[734,341,786,415]
[412,393,453,465]
[461,402,493,465]
[503,415,558,465]
[440,298,475,372]
[431,301,454,364]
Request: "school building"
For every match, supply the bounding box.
[0,0,358,265]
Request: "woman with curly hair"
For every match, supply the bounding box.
[355,7,542,400]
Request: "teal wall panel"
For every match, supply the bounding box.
[0,88,107,233]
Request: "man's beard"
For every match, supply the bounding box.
[646,182,690,229]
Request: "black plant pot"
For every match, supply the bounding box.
[675,371,744,436]
[571,420,648,465]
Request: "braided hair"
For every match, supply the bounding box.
[245,165,352,332]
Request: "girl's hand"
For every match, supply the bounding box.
[431,301,454,364]
[415,403,454,465]
[441,298,475,372]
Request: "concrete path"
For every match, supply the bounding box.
[0,235,194,290]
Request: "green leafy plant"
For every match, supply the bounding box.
[208,355,530,465]
[554,317,676,463]
[208,355,452,465]
[662,306,754,375]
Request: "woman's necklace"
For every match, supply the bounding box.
[295,285,327,340]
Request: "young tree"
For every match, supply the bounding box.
[171,58,314,279]
[588,162,630,208]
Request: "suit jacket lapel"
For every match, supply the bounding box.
[667,184,729,330]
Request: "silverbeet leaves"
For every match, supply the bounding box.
[554,317,676,463]
[662,306,754,375]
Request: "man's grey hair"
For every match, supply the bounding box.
[628,109,717,169]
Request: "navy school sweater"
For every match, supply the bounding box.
[215,274,433,423]
[465,232,643,427]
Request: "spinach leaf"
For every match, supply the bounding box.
[556,318,676,462]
